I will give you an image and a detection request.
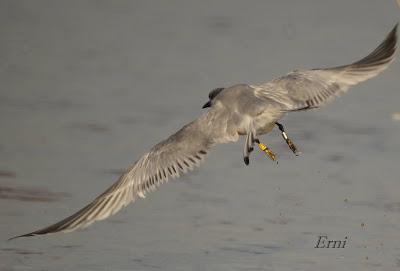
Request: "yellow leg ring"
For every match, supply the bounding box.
[257,143,277,161]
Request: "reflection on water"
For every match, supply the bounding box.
[0,170,16,178]
[1,248,43,255]
[0,185,69,202]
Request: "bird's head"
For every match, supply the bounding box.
[202,87,224,108]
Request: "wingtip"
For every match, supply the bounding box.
[385,22,397,54]
[393,22,398,32]
[380,23,397,49]
[7,233,36,242]
[348,23,398,68]
[388,22,397,42]
[389,22,398,41]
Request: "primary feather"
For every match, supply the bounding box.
[10,111,220,239]
[254,24,397,110]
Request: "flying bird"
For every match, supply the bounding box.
[10,24,397,240]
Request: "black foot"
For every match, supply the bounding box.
[244,156,249,166]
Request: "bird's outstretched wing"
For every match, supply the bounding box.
[10,114,216,239]
[255,24,397,110]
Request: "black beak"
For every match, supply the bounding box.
[202,100,211,109]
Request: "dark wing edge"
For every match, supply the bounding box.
[329,23,397,73]
[256,24,397,111]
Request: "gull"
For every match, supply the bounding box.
[10,24,397,240]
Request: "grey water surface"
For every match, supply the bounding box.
[1,1,400,270]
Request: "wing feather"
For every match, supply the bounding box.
[10,115,214,239]
[255,24,397,110]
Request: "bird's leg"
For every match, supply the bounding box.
[243,131,255,165]
[254,138,277,162]
[275,122,299,155]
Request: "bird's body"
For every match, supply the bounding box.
[10,24,397,240]
[212,84,283,136]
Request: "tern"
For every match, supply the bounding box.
[10,24,397,240]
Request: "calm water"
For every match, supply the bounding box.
[1,1,400,270]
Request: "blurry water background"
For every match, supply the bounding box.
[1,1,400,270]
